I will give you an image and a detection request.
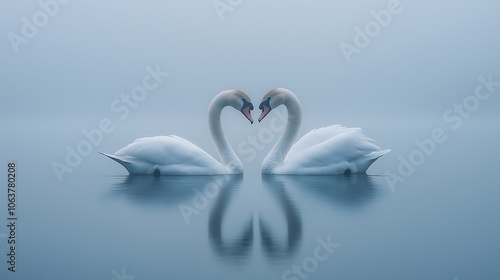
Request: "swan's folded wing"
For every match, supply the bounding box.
[114,135,220,167]
[283,127,384,173]
[287,125,360,156]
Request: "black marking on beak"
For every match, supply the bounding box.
[259,97,271,111]
[241,98,254,111]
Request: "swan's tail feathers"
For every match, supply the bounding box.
[351,149,391,173]
[98,152,133,173]
[368,149,391,159]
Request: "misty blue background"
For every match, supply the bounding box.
[1,0,500,279]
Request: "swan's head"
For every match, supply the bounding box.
[224,89,254,124]
[258,88,290,122]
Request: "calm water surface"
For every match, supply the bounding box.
[1,121,499,280]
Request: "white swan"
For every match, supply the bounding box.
[258,88,389,175]
[100,90,254,175]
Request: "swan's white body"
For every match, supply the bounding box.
[259,88,389,175]
[101,90,253,175]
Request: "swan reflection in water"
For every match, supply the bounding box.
[110,175,218,206]
[271,174,382,211]
[208,175,253,260]
[209,175,302,262]
[108,173,381,262]
[259,175,302,260]
[208,174,380,262]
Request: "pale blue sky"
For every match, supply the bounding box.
[2,0,499,120]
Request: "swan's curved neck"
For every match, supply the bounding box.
[262,93,302,173]
[209,96,243,173]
